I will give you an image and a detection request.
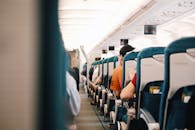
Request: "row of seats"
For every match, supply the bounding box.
[88,37,195,130]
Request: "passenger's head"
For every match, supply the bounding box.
[119,44,135,66]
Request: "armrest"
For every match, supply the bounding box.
[140,109,160,130]
[147,123,160,130]
[140,109,156,123]
[98,86,101,93]
[115,99,122,107]
[102,89,106,94]
[108,93,113,99]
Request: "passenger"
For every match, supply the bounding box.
[65,71,81,130]
[110,44,135,98]
[89,65,102,105]
[92,65,99,83]
[92,57,102,84]
[67,53,80,91]
[81,62,87,77]
[81,62,87,87]
[89,65,102,91]
[88,65,94,81]
[120,73,136,99]
[72,67,80,91]
[69,67,79,91]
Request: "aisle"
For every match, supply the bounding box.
[75,87,104,130]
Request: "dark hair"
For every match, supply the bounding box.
[119,44,135,57]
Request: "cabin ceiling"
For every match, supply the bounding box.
[89,0,195,59]
[58,0,152,53]
[59,0,195,63]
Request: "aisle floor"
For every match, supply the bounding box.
[75,87,104,130]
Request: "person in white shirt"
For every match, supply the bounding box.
[92,66,99,83]
[65,71,81,130]
[89,66,102,105]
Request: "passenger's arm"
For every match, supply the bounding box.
[94,75,102,85]
[120,73,136,100]
[88,75,101,91]
[120,82,135,100]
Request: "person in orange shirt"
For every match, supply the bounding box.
[110,44,135,98]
